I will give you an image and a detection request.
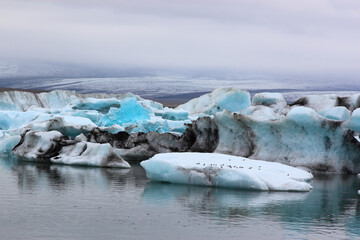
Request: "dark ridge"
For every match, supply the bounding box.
[12,129,30,151]
[232,113,256,158]
[86,117,219,160]
[341,166,353,175]
[151,91,210,107]
[289,97,308,106]
[103,152,121,166]
[39,136,68,160]
[79,144,88,156]
[336,96,351,109]
[311,164,335,173]
[0,86,50,94]
[321,120,342,132]
[356,97,360,109]
[324,136,332,150]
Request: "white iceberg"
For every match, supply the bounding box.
[141,152,313,191]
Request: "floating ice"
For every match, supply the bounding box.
[72,97,120,113]
[12,130,130,168]
[1,88,360,173]
[252,92,287,111]
[51,141,130,168]
[0,90,192,135]
[215,107,360,173]
[319,106,350,121]
[343,109,360,133]
[27,115,97,138]
[155,107,189,121]
[141,153,313,191]
[176,88,251,115]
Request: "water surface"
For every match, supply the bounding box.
[1,159,360,240]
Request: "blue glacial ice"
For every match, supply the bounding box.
[1,87,360,174]
[176,88,251,115]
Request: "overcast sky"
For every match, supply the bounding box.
[0,0,359,75]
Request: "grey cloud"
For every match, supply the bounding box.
[0,0,359,75]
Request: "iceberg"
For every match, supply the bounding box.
[1,88,360,173]
[215,107,360,173]
[141,152,313,191]
[12,130,130,168]
[176,88,251,115]
[319,106,351,121]
[252,92,287,112]
[27,115,97,138]
[290,94,360,112]
[0,89,193,136]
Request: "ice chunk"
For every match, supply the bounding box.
[215,107,360,173]
[290,95,338,112]
[343,108,360,133]
[51,141,130,168]
[0,111,52,130]
[0,134,21,156]
[240,105,280,120]
[176,88,251,115]
[27,116,97,138]
[99,97,150,127]
[155,107,189,121]
[252,92,287,110]
[141,152,313,191]
[0,90,79,111]
[13,130,64,161]
[12,130,130,168]
[72,97,120,113]
[319,107,350,121]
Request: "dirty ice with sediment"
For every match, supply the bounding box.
[2,87,360,191]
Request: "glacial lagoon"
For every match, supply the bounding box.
[1,159,359,240]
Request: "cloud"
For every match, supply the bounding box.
[0,0,359,75]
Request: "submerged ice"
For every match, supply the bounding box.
[0,87,360,174]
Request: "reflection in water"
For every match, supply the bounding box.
[143,182,308,219]
[1,158,360,240]
[2,159,146,192]
[142,175,360,239]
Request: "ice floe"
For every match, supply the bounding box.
[141,152,313,191]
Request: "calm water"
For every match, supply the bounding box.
[1,159,360,240]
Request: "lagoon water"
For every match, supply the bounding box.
[1,75,360,239]
[1,159,360,240]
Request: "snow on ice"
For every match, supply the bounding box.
[141,152,313,191]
